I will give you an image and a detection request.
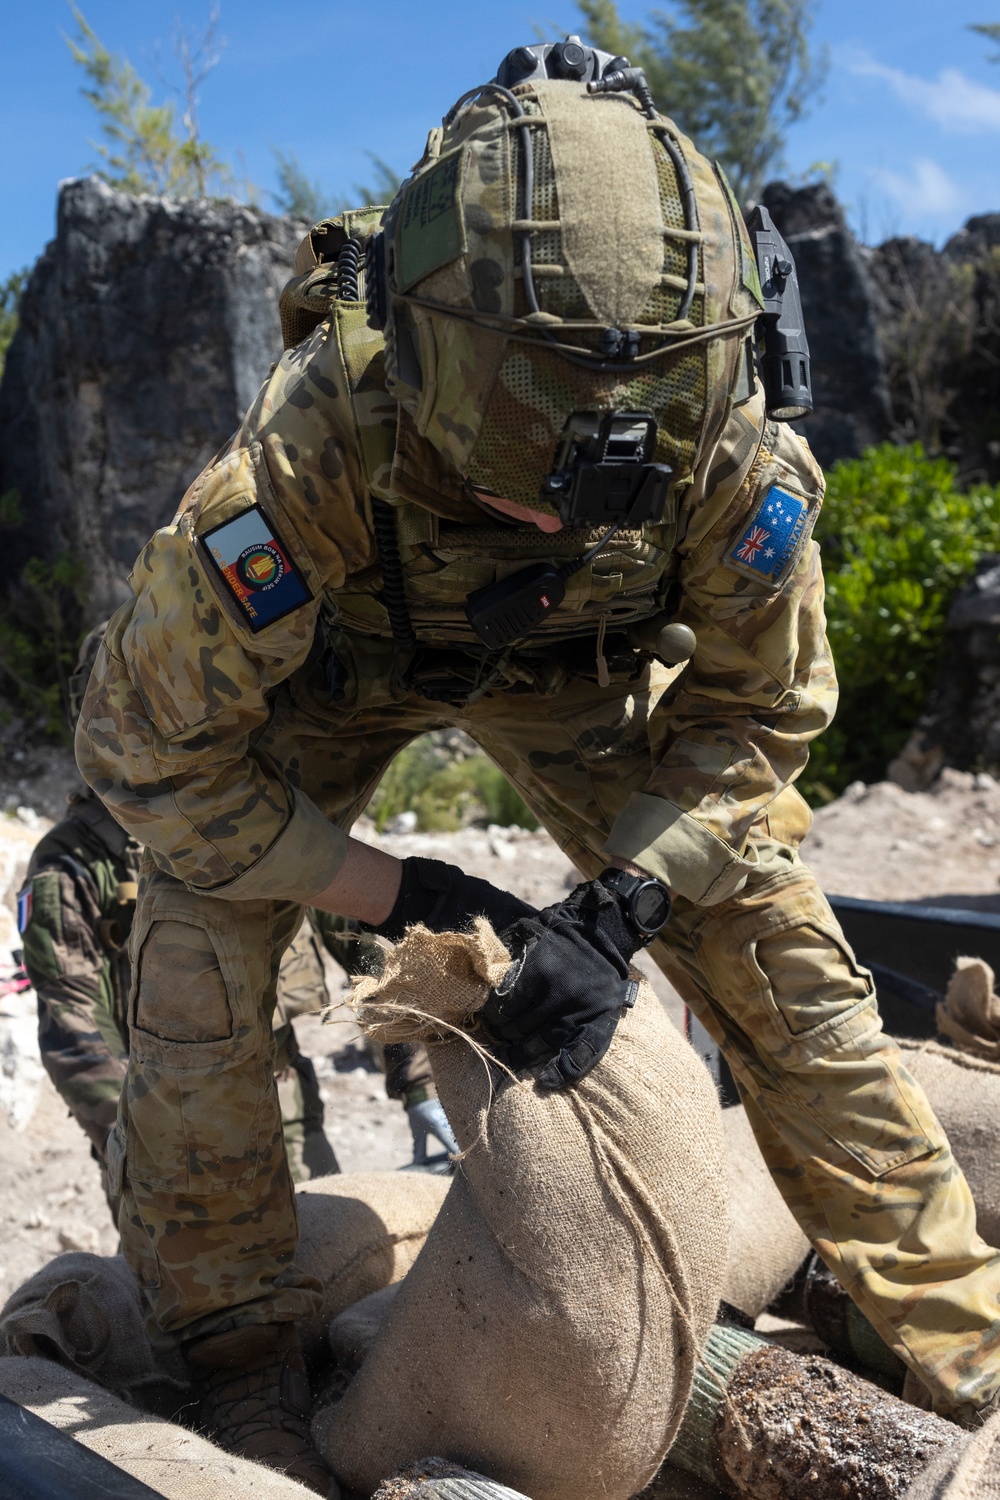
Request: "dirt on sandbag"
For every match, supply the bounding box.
[315,921,729,1500]
[716,1344,961,1500]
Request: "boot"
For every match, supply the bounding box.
[185,1321,339,1496]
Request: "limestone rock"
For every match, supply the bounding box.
[0,176,307,624]
[761,181,893,470]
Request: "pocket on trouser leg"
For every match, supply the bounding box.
[693,878,945,1178]
[125,899,278,1195]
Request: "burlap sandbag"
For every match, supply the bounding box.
[0,1174,447,1393]
[294,1170,449,1364]
[903,1408,1000,1499]
[720,1104,809,1318]
[0,1251,187,1411]
[936,956,1000,1062]
[315,921,729,1500]
[0,1355,315,1498]
[896,1039,1000,1247]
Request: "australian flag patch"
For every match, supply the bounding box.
[727,485,810,583]
[16,886,32,935]
[200,508,312,633]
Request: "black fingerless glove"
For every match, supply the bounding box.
[482,882,641,1091]
[365,856,536,943]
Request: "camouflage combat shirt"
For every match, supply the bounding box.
[76,299,835,909]
[21,791,139,1159]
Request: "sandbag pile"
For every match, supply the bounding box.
[293,1170,449,1365]
[0,1250,187,1413]
[315,920,730,1500]
[718,1105,809,1319]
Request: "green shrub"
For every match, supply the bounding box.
[0,549,86,738]
[368,737,538,833]
[801,443,1000,802]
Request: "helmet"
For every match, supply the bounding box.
[67,621,109,732]
[369,60,763,521]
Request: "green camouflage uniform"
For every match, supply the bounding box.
[76,80,1000,1418]
[20,793,346,1193]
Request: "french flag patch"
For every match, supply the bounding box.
[727,485,809,582]
[16,886,32,934]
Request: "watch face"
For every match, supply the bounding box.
[633,882,670,933]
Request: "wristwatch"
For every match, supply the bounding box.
[597,867,672,943]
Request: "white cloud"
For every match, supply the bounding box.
[872,158,964,219]
[851,53,1000,133]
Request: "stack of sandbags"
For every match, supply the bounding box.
[294,1171,449,1365]
[315,920,730,1500]
[903,1409,1000,1500]
[0,1250,187,1413]
[0,1355,316,1497]
[719,1106,809,1319]
[0,1171,450,1394]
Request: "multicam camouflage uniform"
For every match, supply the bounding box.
[77,79,1000,1418]
[20,792,352,1194]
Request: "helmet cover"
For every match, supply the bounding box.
[379,80,761,514]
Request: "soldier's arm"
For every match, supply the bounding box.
[23,865,126,1159]
[605,388,835,906]
[76,325,389,906]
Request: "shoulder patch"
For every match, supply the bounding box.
[200,508,312,633]
[16,885,32,935]
[726,485,811,584]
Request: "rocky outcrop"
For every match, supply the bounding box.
[870,215,1000,483]
[889,554,1000,789]
[0,177,306,624]
[761,181,893,471]
[1,172,998,640]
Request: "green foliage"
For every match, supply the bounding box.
[0,269,27,383]
[970,21,1000,62]
[0,552,87,738]
[576,0,825,201]
[353,154,401,206]
[800,445,1000,802]
[65,4,233,198]
[368,737,538,833]
[271,148,401,223]
[272,149,329,221]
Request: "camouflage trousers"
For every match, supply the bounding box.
[273,1020,338,1185]
[113,640,1000,1412]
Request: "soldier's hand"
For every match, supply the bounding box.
[365,856,535,943]
[482,888,641,1091]
[405,1094,459,1169]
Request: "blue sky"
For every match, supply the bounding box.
[1,1,998,284]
